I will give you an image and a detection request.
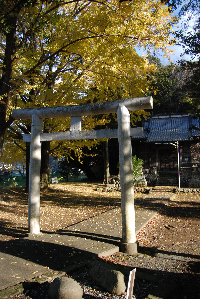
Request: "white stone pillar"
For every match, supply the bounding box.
[28,114,43,234]
[117,106,137,254]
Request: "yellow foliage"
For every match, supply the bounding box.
[2,0,177,161]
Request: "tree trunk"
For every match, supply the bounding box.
[103,140,110,184]
[40,141,50,189]
[26,143,30,192]
[0,14,17,158]
[0,103,7,159]
[0,0,37,157]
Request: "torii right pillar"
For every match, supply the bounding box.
[118,105,137,254]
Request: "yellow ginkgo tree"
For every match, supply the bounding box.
[1,0,176,178]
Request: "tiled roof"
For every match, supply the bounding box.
[138,115,200,142]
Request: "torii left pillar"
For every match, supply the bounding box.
[28,114,43,234]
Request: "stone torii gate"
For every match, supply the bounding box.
[12,96,153,254]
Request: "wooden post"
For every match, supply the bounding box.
[28,114,42,234]
[117,106,137,254]
[177,141,180,191]
[127,269,136,299]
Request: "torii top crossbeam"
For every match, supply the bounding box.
[12,96,153,119]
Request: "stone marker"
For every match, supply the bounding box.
[48,277,83,299]
[89,261,126,295]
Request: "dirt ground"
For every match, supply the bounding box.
[0,183,200,298]
[0,183,122,241]
[1,183,199,252]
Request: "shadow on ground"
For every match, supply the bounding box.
[135,197,200,219]
[0,238,94,271]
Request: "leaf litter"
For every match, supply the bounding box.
[1,183,200,298]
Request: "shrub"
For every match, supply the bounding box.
[132,155,143,185]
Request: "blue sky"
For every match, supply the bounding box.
[136,45,192,66]
[163,8,198,65]
[155,46,193,65]
[137,6,198,65]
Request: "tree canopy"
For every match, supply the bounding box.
[0,0,177,164]
[147,58,200,116]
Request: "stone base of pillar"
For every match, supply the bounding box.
[28,232,42,237]
[28,228,41,235]
[120,242,138,255]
